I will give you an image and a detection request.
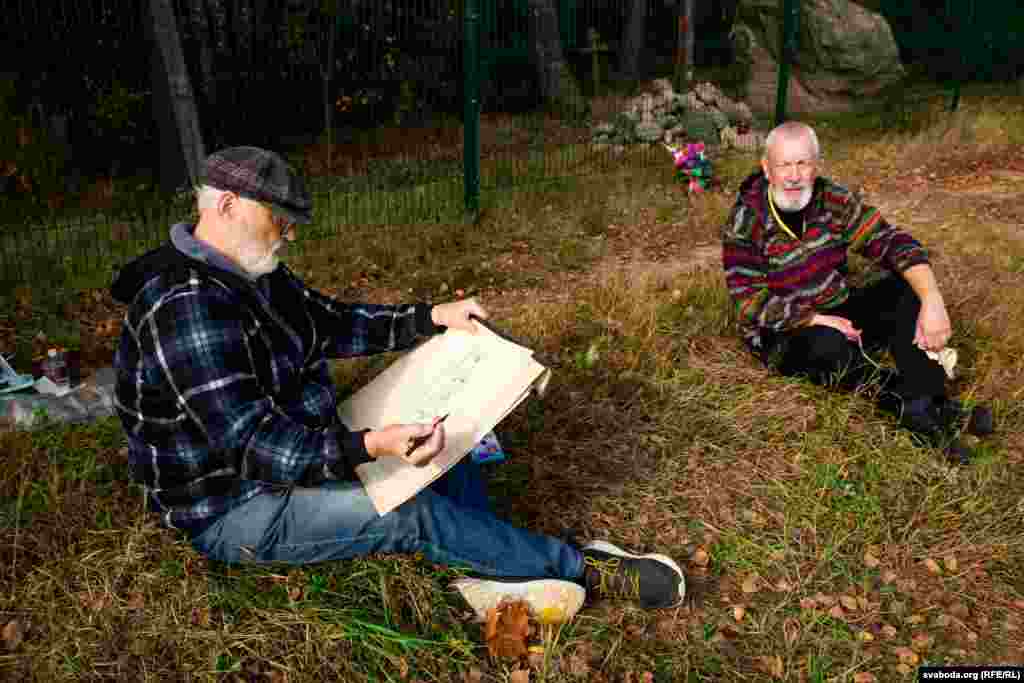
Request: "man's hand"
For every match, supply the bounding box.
[808,313,862,342]
[431,298,488,333]
[364,422,446,467]
[914,295,952,352]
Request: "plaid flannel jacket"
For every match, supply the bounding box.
[112,243,438,534]
[721,172,930,352]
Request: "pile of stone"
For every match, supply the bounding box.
[591,79,765,152]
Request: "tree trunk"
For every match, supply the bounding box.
[525,0,583,115]
[620,0,647,81]
[675,0,695,86]
[146,0,205,191]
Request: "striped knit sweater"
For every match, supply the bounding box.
[721,171,930,351]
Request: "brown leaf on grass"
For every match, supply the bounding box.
[896,663,913,676]
[561,652,591,678]
[911,633,933,651]
[1013,599,1024,610]
[78,592,109,612]
[943,555,958,572]
[859,630,875,642]
[757,655,784,679]
[741,574,759,594]
[463,668,484,683]
[509,668,530,683]
[191,606,211,627]
[814,592,836,607]
[126,591,145,611]
[863,552,881,569]
[907,614,926,625]
[881,570,899,584]
[923,558,942,575]
[2,620,24,650]
[840,595,859,612]
[485,601,531,659]
[829,605,846,620]
[692,547,710,567]
[267,672,289,683]
[893,646,919,666]
[775,579,793,592]
[783,618,801,646]
[853,673,878,683]
[881,624,898,639]
[799,597,817,611]
[949,602,970,620]
[732,605,746,622]
[288,586,303,602]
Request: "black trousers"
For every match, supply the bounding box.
[770,276,948,405]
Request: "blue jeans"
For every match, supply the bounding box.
[191,458,584,580]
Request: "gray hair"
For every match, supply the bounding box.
[195,184,228,210]
[764,121,821,160]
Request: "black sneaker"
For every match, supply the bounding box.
[943,438,975,466]
[581,541,685,609]
[938,399,995,437]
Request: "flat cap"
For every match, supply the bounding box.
[202,146,312,224]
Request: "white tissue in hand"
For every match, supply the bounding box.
[926,347,957,379]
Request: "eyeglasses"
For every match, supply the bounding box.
[772,159,817,175]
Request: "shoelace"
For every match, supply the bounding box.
[584,555,640,599]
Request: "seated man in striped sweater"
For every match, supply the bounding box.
[721,121,993,463]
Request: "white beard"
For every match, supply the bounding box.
[771,185,813,211]
[234,221,284,277]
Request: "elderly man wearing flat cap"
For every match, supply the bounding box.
[111,146,686,619]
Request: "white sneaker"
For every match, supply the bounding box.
[451,577,586,624]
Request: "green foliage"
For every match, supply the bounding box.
[678,111,722,144]
[0,76,69,201]
[91,81,151,149]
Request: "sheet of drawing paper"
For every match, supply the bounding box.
[340,321,549,515]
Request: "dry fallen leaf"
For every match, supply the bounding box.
[463,668,484,683]
[896,663,913,676]
[893,646,919,666]
[911,633,933,652]
[907,614,926,625]
[840,595,859,611]
[741,575,759,594]
[859,630,875,642]
[829,605,846,620]
[732,605,746,622]
[783,618,801,646]
[881,570,898,584]
[268,670,289,683]
[881,624,898,639]
[692,548,710,567]
[2,620,24,650]
[758,655,784,679]
[949,602,970,620]
[775,579,793,592]
[485,601,531,659]
[814,593,836,607]
[853,672,878,683]
[923,558,942,575]
[126,591,145,611]
[864,552,880,569]
[799,597,817,610]
[509,668,530,683]
[943,555,958,573]
[562,651,590,677]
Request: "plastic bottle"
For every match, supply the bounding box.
[44,348,70,391]
[0,367,116,430]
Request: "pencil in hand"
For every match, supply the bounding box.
[405,413,449,457]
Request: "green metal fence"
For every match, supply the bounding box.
[1,0,1022,293]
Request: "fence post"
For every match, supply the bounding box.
[464,0,482,223]
[774,0,800,127]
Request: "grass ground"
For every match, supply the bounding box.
[1,88,1023,681]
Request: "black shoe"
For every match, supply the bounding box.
[943,438,975,466]
[937,399,995,437]
[581,541,685,609]
[899,396,944,438]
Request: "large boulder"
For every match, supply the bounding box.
[732,0,905,113]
